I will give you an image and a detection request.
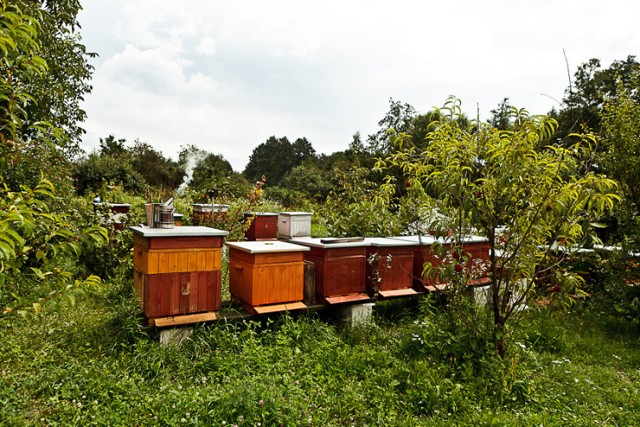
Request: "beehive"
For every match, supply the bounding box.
[131,226,228,320]
[289,237,371,304]
[277,212,312,240]
[364,237,417,297]
[227,241,310,313]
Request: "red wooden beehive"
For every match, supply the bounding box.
[244,212,279,241]
[290,237,371,304]
[131,226,228,324]
[390,235,490,291]
[364,238,417,297]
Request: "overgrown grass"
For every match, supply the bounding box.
[2,280,639,426]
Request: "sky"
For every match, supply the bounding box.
[77,0,639,172]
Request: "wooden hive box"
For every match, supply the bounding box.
[390,235,490,291]
[227,241,310,313]
[289,237,371,304]
[277,212,312,240]
[244,212,279,241]
[364,238,417,297]
[131,226,228,321]
[192,204,229,225]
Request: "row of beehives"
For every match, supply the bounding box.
[130,224,491,327]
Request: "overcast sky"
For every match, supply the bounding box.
[77,0,639,171]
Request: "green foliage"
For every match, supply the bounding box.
[73,152,148,196]
[17,0,96,154]
[243,136,317,187]
[378,97,620,357]
[279,163,333,203]
[555,55,640,141]
[0,179,107,317]
[0,2,107,318]
[599,71,640,246]
[321,166,411,237]
[3,288,640,425]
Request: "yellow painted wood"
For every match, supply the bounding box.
[134,247,223,274]
[148,252,159,274]
[177,252,189,273]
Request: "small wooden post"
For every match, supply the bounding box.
[303,260,316,305]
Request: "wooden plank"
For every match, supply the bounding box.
[249,301,307,315]
[423,283,450,292]
[133,268,145,310]
[252,303,289,314]
[205,250,215,272]
[284,301,307,310]
[145,236,223,250]
[147,252,159,274]
[189,271,199,313]
[151,312,218,328]
[178,272,192,314]
[303,261,316,305]
[167,252,178,273]
[196,251,207,272]
[187,251,198,272]
[158,252,169,274]
[378,288,419,298]
[468,277,492,287]
[320,237,364,244]
[199,271,213,311]
[177,251,189,273]
[324,293,370,304]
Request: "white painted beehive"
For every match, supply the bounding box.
[278,212,312,239]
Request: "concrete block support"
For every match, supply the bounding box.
[159,327,193,346]
[334,302,375,327]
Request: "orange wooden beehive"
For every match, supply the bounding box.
[227,241,310,313]
[131,226,228,321]
[290,237,371,304]
[364,238,417,297]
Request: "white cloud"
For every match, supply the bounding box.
[196,37,216,56]
[79,0,640,171]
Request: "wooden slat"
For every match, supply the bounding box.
[208,270,221,311]
[285,301,306,310]
[151,312,218,328]
[324,293,370,304]
[145,236,223,250]
[248,301,307,315]
[177,251,189,273]
[378,288,419,298]
[187,252,198,272]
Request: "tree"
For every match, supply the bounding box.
[555,56,640,140]
[130,140,181,190]
[599,73,640,246]
[1,2,106,318]
[18,0,97,155]
[73,152,147,196]
[244,136,318,187]
[99,135,128,158]
[379,97,619,358]
[488,97,514,130]
[366,98,417,156]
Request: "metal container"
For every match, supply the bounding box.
[156,205,174,229]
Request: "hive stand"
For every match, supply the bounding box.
[334,302,376,327]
